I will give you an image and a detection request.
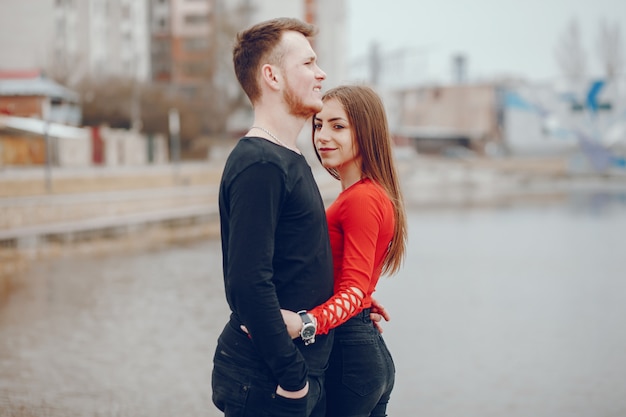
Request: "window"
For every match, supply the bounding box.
[184,38,209,51]
[121,4,131,19]
[182,60,209,77]
[56,18,66,36]
[184,14,209,25]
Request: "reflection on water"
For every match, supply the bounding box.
[1,191,626,417]
[0,242,229,417]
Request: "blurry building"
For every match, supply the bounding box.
[150,0,211,86]
[502,77,626,159]
[0,2,54,74]
[390,84,504,155]
[0,0,346,86]
[0,0,347,158]
[148,0,346,88]
[0,116,168,167]
[0,0,151,84]
[0,70,81,125]
[145,0,347,137]
[54,0,151,83]
[387,76,626,165]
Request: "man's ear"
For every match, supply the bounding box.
[261,63,281,92]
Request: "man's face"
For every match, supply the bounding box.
[277,31,326,118]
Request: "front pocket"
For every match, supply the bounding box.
[271,393,308,417]
[211,362,251,413]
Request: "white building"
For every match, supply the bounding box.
[0,0,346,86]
[0,0,151,85]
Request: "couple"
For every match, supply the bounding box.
[212,17,407,417]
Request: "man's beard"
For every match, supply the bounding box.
[284,79,322,118]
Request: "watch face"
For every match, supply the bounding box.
[301,325,316,339]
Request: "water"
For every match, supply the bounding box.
[1,191,626,417]
[379,196,626,417]
[0,242,229,417]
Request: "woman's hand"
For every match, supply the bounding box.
[370,297,390,333]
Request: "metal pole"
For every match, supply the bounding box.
[42,98,52,192]
[369,42,381,86]
[168,108,180,175]
[44,121,52,192]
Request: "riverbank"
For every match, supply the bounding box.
[396,150,626,209]
[0,162,223,281]
[2,148,626,283]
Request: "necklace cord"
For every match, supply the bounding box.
[250,126,300,154]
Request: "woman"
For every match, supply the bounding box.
[285,85,408,417]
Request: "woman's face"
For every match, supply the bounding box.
[313,98,360,171]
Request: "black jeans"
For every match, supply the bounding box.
[325,308,396,417]
[212,323,326,417]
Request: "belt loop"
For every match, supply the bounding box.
[361,308,371,323]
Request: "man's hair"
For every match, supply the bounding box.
[233,17,317,103]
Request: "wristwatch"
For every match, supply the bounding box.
[297,310,316,345]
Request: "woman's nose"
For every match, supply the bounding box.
[315,127,329,143]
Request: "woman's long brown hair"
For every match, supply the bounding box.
[313,85,407,275]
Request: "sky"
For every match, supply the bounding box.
[347,0,626,84]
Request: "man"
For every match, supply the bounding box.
[211,18,333,417]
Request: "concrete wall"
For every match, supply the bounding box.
[1,122,169,168]
[99,126,168,166]
[55,132,92,167]
[398,84,499,138]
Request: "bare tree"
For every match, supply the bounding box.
[596,19,625,79]
[197,1,253,136]
[77,78,213,148]
[67,1,255,159]
[78,77,135,129]
[554,18,588,82]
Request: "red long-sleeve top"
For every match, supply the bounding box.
[310,178,395,334]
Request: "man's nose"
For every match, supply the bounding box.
[316,65,327,80]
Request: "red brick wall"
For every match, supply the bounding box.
[0,96,43,118]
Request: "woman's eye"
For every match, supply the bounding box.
[313,123,322,130]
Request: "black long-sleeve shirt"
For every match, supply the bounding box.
[218,137,334,391]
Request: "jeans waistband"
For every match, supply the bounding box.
[222,316,327,377]
[352,308,372,323]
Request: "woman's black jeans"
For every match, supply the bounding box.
[325,308,396,417]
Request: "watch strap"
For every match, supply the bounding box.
[297,310,312,324]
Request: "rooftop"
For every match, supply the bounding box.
[0,70,79,102]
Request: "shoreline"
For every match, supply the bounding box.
[2,150,626,281]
